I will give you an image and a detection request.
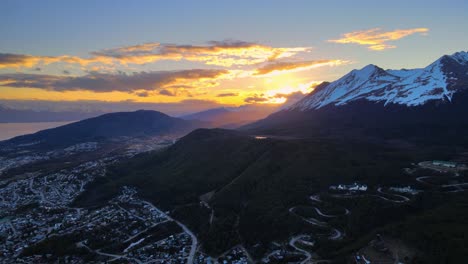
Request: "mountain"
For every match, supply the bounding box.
[290,51,468,110]
[244,51,468,144]
[3,110,205,148]
[181,105,279,128]
[181,107,232,124]
[0,105,103,123]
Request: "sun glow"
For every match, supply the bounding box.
[258,73,321,104]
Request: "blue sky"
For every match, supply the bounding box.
[1,0,467,113]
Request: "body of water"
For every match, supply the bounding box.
[0,121,74,141]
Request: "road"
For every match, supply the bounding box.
[78,236,147,264]
[29,178,47,204]
[313,207,349,218]
[309,194,322,203]
[416,176,435,185]
[289,205,346,241]
[239,245,255,264]
[289,207,328,227]
[442,182,468,187]
[416,176,468,192]
[263,250,281,262]
[123,222,167,243]
[374,187,410,203]
[12,189,18,207]
[143,201,198,264]
[289,235,312,264]
[201,201,215,225]
[328,228,343,240]
[7,220,17,236]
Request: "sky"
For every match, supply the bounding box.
[1,0,467,115]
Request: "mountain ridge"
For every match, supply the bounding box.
[289,51,468,110]
[2,110,205,148]
[242,51,468,143]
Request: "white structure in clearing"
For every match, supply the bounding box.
[432,160,457,168]
[330,182,368,192]
[389,186,419,195]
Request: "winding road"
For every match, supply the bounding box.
[328,228,343,240]
[416,176,435,185]
[289,235,312,264]
[289,198,347,241]
[313,207,349,218]
[143,201,198,264]
[289,207,328,227]
[416,175,468,192]
[374,187,410,203]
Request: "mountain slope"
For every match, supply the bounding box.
[74,127,468,262]
[182,107,231,122]
[3,110,204,148]
[75,128,418,256]
[181,105,279,128]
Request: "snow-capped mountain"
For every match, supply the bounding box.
[243,51,468,142]
[290,51,468,110]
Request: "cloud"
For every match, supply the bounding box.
[244,91,307,105]
[0,53,44,69]
[217,92,238,97]
[274,91,306,108]
[91,40,313,67]
[159,89,175,96]
[243,80,321,105]
[244,94,269,103]
[135,91,150,97]
[0,40,312,69]
[329,28,429,50]
[0,69,228,93]
[254,59,345,76]
[0,53,109,69]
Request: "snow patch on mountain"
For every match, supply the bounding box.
[450,51,468,65]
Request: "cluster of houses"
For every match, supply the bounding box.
[330,182,368,192]
[432,160,458,168]
[389,186,419,195]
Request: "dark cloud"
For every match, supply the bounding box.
[135,91,150,97]
[216,92,238,97]
[0,69,227,93]
[0,53,37,68]
[244,94,268,103]
[159,89,175,96]
[0,53,90,68]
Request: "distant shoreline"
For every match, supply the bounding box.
[0,121,76,141]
